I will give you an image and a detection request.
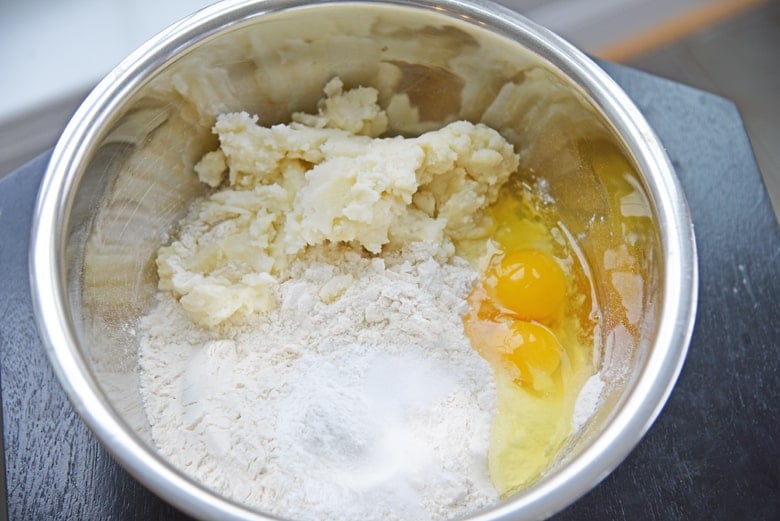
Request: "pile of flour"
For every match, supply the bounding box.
[139,242,498,520]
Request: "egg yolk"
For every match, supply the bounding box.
[488,250,566,324]
[503,321,562,394]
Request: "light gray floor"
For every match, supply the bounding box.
[0,89,88,179]
[628,0,780,221]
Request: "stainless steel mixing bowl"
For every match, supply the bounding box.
[30,0,697,519]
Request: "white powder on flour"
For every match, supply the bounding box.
[139,242,498,520]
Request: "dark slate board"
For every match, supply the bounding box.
[1,63,778,520]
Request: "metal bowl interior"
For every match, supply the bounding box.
[30,0,697,520]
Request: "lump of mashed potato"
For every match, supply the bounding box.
[157,77,519,327]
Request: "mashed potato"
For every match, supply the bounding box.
[157,78,519,327]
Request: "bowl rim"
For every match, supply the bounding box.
[29,1,698,520]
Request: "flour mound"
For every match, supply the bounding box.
[140,243,498,520]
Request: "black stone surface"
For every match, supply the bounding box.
[1,63,778,520]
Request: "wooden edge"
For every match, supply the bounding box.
[595,0,770,62]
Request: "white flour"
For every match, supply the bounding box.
[139,242,498,520]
